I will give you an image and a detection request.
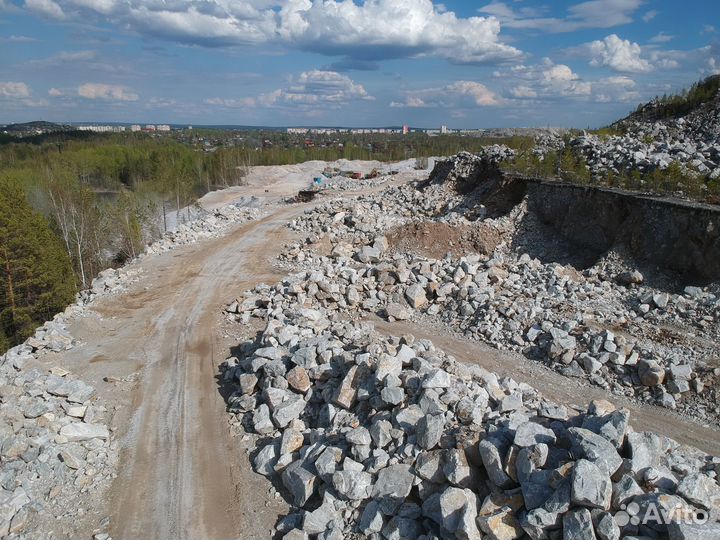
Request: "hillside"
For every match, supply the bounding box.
[615,74,720,125]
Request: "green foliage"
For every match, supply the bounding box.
[0,178,76,348]
[635,74,720,120]
[589,127,624,138]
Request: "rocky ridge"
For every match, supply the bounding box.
[570,89,720,181]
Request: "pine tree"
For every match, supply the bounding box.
[0,178,76,350]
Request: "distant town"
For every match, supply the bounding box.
[1,121,474,137]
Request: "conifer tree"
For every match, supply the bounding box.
[0,178,76,350]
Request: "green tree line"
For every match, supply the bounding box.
[0,133,251,349]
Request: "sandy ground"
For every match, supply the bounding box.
[38,161,720,540]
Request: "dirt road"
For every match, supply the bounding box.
[53,205,301,539]
[43,167,720,540]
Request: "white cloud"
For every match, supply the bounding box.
[496,59,592,99]
[642,9,658,22]
[543,64,578,83]
[0,81,47,107]
[3,35,37,42]
[592,75,639,103]
[0,81,31,98]
[277,0,521,64]
[390,81,499,108]
[77,83,138,101]
[26,0,521,65]
[24,0,65,19]
[509,85,537,98]
[649,32,674,44]
[48,87,63,96]
[204,97,256,108]
[588,34,653,73]
[478,0,643,33]
[206,70,373,110]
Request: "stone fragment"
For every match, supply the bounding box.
[58,423,109,442]
[417,413,444,450]
[405,284,427,309]
[282,462,317,506]
[571,459,611,510]
[372,464,414,513]
[286,367,311,393]
[514,422,556,447]
[563,508,596,540]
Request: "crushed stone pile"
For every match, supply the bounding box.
[235,154,719,420]
[223,307,720,540]
[0,345,116,537]
[143,203,263,255]
[570,90,720,181]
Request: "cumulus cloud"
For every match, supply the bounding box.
[48,87,63,96]
[496,59,591,99]
[390,81,499,108]
[0,81,31,98]
[206,70,373,110]
[588,34,653,73]
[478,0,643,33]
[77,83,138,101]
[508,85,537,98]
[20,0,521,65]
[0,81,47,107]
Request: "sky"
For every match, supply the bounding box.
[0,0,719,128]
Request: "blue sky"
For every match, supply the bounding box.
[0,0,718,128]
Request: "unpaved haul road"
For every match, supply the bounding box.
[107,208,304,540]
[59,205,303,540]
[48,170,720,540]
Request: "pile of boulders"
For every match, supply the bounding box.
[144,203,263,255]
[223,312,720,540]
[0,346,116,537]
[77,267,142,306]
[234,232,719,417]
[239,153,720,418]
[569,92,720,180]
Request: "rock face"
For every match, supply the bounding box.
[526,181,720,282]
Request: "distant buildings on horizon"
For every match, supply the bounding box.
[286,124,459,135]
[78,124,171,133]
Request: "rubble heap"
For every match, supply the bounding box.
[0,345,116,537]
[570,90,720,180]
[144,203,263,256]
[240,155,719,418]
[223,312,720,540]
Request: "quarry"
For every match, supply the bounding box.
[2,92,720,540]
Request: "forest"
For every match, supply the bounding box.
[0,133,250,350]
